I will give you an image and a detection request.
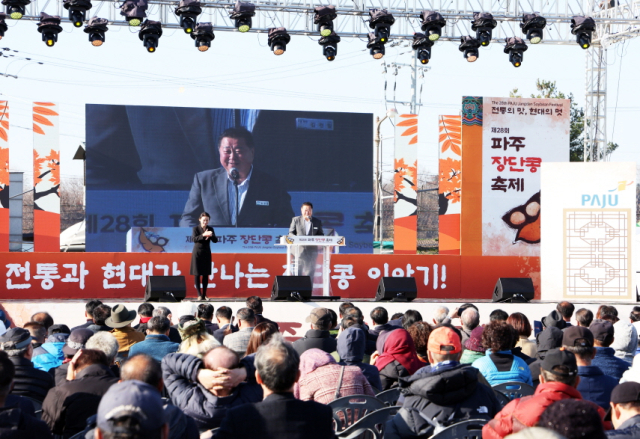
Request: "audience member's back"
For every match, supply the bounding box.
[337,326,381,392]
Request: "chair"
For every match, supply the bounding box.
[336,406,399,439]
[492,382,535,402]
[429,418,487,439]
[328,395,386,432]
[375,388,401,406]
[494,390,511,408]
[21,396,43,420]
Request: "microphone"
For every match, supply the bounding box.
[230,168,240,181]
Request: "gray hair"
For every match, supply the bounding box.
[86,331,119,364]
[254,334,299,393]
[152,306,172,319]
[432,306,450,325]
[461,308,480,331]
[147,316,170,334]
[1,346,29,358]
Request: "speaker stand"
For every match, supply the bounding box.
[496,294,529,303]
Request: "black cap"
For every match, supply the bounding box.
[0,327,32,351]
[540,348,578,377]
[611,382,640,404]
[589,321,614,342]
[562,326,594,348]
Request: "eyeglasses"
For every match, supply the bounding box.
[220,147,250,156]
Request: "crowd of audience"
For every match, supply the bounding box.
[2,298,640,438]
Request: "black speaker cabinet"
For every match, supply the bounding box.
[145,276,187,302]
[375,277,417,302]
[271,276,313,301]
[492,277,534,303]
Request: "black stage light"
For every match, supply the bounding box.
[420,11,446,41]
[314,5,336,37]
[504,36,528,67]
[63,0,92,27]
[229,0,254,33]
[120,0,147,26]
[412,32,433,64]
[191,21,214,51]
[571,16,595,49]
[318,30,340,61]
[37,13,62,47]
[0,13,7,38]
[83,16,108,46]
[471,12,496,46]
[520,13,546,44]
[369,9,394,43]
[175,0,201,34]
[138,19,162,52]
[2,0,30,20]
[268,27,290,55]
[367,32,384,59]
[459,35,481,62]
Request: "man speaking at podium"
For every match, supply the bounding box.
[288,202,324,278]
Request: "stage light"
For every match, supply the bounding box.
[504,36,528,67]
[37,13,62,47]
[83,16,108,46]
[268,27,290,55]
[3,0,30,19]
[367,32,384,59]
[459,35,480,62]
[191,22,214,51]
[120,0,147,26]
[314,5,336,37]
[412,32,433,64]
[138,19,162,52]
[0,13,7,39]
[520,13,546,44]
[420,11,446,41]
[369,9,394,43]
[175,0,201,34]
[471,12,496,46]
[229,1,254,33]
[571,16,595,49]
[63,0,92,27]
[318,30,340,61]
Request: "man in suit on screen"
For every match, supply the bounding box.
[288,202,324,278]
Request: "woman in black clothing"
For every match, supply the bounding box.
[191,212,217,300]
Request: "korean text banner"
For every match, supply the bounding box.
[85,106,374,254]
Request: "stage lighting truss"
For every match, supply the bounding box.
[459,35,480,62]
[139,18,162,52]
[268,26,290,55]
[229,0,254,33]
[83,16,108,46]
[0,13,7,38]
[369,9,394,44]
[367,32,384,59]
[2,0,29,20]
[412,33,433,64]
[318,30,339,61]
[520,13,546,44]
[420,11,446,42]
[504,36,528,67]
[37,12,62,46]
[191,21,214,51]
[471,12,496,46]
[175,0,201,34]
[63,0,91,27]
[120,0,147,26]
[314,5,336,37]
[571,16,595,49]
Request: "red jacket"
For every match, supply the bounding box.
[482,381,608,439]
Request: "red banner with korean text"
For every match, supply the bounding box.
[0,253,540,300]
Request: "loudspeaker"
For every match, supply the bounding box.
[375,277,417,302]
[271,276,313,301]
[492,277,534,303]
[145,276,187,302]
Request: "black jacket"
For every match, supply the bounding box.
[292,330,337,356]
[606,414,640,438]
[204,321,219,335]
[9,356,55,403]
[0,407,53,439]
[213,392,336,439]
[41,363,118,438]
[213,323,238,345]
[529,326,564,387]
[255,315,279,331]
[385,363,500,439]
[71,320,94,331]
[379,360,413,391]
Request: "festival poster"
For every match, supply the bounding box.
[393,113,418,254]
[33,102,61,252]
[0,101,8,252]
[481,97,570,256]
[438,115,462,255]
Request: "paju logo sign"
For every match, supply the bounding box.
[581,181,634,208]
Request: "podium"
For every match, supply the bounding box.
[277,235,345,297]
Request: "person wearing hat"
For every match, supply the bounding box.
[606,382,640,438]
[0,327,54,402]
[562,326,618,410]
[591,321,630,381]
[529,326,565,387]
[52,328,96,386]
[385,326,500,439]
[483,348,607,439]
[292,308,337,357]
[461,325,486,364]
[337,325,382,391]
[31,328,69,373]
[223,308,256,356]
[107,304,145,360]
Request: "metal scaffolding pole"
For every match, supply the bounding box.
[584,45,607,162]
